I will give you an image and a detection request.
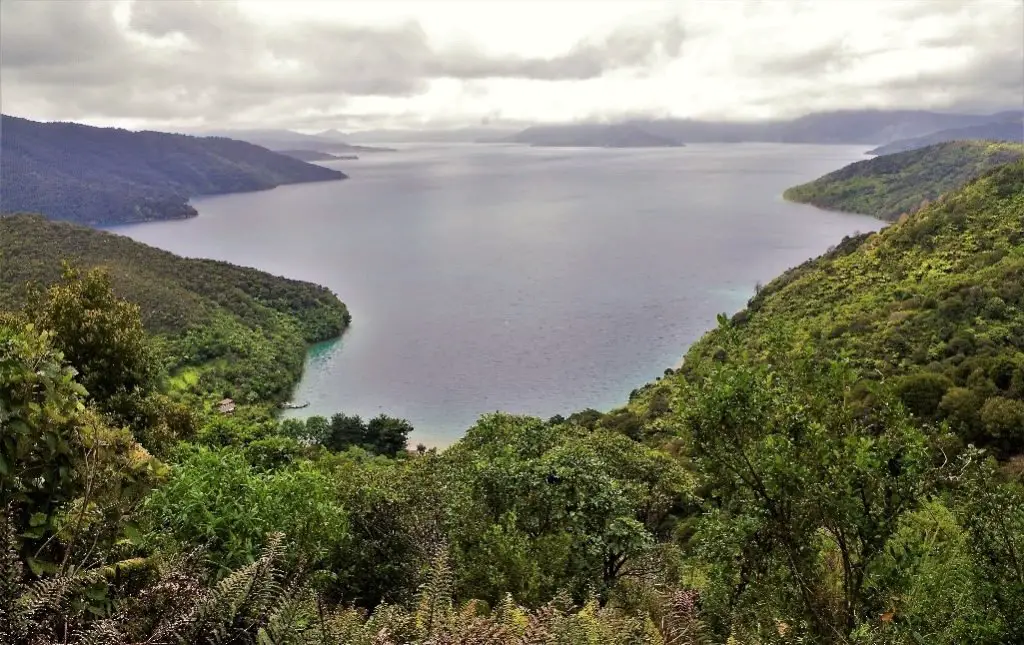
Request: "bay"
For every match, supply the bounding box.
[113,143,884,446]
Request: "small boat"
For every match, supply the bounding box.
[281,401,310,410]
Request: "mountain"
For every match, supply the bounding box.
[343,126,524,143]
[0,115,345,226]
[317,129,350,140]
[277,149,358,162]
[669,159,1024,455]
[0,213,349,402]
[765,109,994,144]
[199,128,397,153]
[782,140,1024,220]
[505,109,1007,147]
[504,123,684,148]
[867,118,1024,155]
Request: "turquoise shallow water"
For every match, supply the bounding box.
[113,143,884,446]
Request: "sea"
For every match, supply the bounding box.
[113,143,884,446]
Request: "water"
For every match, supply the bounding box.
[113,143,884,445]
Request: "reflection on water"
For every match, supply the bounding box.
[114,144,883,445]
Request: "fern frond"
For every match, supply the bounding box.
[414,548,453,637]
[655,589,709,645]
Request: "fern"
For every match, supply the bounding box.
[655,590,710,645]
[0,510,28,644]
[414,548,454,637]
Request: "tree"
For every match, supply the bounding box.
[683,356,931,640]
[980,397,1024,455]
[28,265,156,406]
[325,413,366,451]
[1,319,90,539]
[366,415,413,457]
[440,414,693,605]
[0,317,163,565]
[895,372,952,419]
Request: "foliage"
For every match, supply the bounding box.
[28,265,157,408]
[142,447,348,573]
[682,349,933,640]
[680,160,1024,456]
[0,317,164,569]
[0,214,350,404]
[783,141,1023,220]
[1,519,709,645]
[439,414,695,606]
[0,114,344,226]
[3,153,1024,643]
[287,413,414,456]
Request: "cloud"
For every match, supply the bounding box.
[0,0,1020,130]
[0,0,685,127]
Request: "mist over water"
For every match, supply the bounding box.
[113,143,884,445]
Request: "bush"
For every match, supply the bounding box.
[896,372,953,419]
[143,448,348,571]
[980,398,1024,455]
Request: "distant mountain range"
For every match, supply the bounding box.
[0,115,345,226]
[193,109,1021,149]
[496,110,1015,148]
[191,128,397,154]
[866,115,1023,155]
[343,126,523,144]
[276,149,359,162]
[502,123,684,148]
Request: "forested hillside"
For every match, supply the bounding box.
[678,160,1024,455]
[2,161,1023,644]
[0,214,349,403]
[0,115,345,226]
[783,140,1023,220]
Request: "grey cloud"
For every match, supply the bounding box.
[0,0,686,126]
[739,1,1022,115]
[1,0,1020,130]
[749,40,859,76]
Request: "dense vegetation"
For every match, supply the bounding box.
[2,157,1023,644]
[783,141,1023,220]
[868,118,1024,155]
[678,160,1024,454]
[0,116,345,226]
[0,214,349,405]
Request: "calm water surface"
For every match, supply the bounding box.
[114,144,883,445]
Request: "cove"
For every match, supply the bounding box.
[113,143,884,446]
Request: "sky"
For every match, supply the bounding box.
[1,0,1022,132]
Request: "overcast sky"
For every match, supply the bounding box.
[1,0,1022,132]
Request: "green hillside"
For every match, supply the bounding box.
[0,213,349,403]
[4,161,1024,644]
[783,140,1023,220]
[677,160,1024,454]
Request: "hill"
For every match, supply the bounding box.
[277,149,359,162]
[502,109,1008,147]
[5,160,1024,644]
[867,118,1024,155]
[672,159,1024,455]
[0,115,345,226]
[0,213,350,403]
[504,123,684,148]
[197,128,397,153]
[782,141,1024,220]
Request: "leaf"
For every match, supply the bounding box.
[26,556,46,576]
